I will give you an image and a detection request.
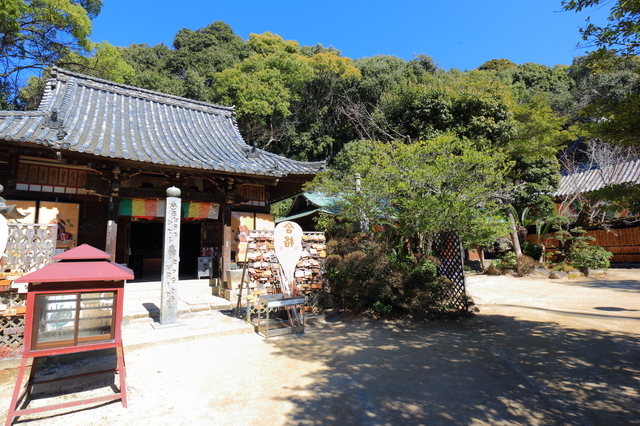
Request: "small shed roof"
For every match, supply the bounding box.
[0,68,324,178]
[555,159,640,197]
[53,243,111,260]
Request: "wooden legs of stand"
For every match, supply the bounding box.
[5,357,32,426]
[116,346,127,409]
[5,347,127,426]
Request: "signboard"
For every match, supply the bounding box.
[274,221,303,295]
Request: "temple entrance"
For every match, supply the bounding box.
[128,220,201,281]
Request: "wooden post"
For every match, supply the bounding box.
[105,197,119,261]
[221,200,232,289]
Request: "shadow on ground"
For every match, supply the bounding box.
[265,315,640,426]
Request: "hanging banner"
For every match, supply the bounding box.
[274,221,303,295]
[119,199,219,219]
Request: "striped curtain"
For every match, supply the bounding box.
[119,199,219,219]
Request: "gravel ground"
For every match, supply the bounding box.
[0,268,638,426]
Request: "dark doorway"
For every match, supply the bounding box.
[128,221,201,281]
[129,221,163,281]
[179,222,201,279]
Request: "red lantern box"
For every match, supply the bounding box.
[5,244,134,426]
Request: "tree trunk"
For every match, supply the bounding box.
[506,207,524,275]
[506,207,522,257]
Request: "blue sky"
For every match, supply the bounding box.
[91,0,610,71]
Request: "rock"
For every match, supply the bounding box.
[485,264,503,275]
[568,271,583,279]
[549,271,568,279]
[586,269,607,277]
[528,267,550,278]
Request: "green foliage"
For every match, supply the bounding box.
[478,59,517,72]
[60,41,135,83]
[172,21,251,75]
[553,227,613,269]
[406,54,439,79]
[494,251,517,269]
[269,198,293,218]
[568,54,640,145]
[552,262,578,272]
[508,154,561,215]
[497,62,576,115]
[0,0,101,106]
[18,41,135,108]
[521,241,544,260]
[353,55,408,105]
[311,134,512,251]
[328,139,373,179]
[562,0,640,57]
[509,95,575,159]
[377,71,517,144]
[325,235,456,316]
[570,244,613,269]
[119,43,183,95]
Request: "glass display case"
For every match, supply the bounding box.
[32,292,115,351]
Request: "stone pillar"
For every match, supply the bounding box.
[159,186,181,326]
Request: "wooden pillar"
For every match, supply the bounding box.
[221,199,232,288]
[105,197,119,261]
[6,154,18,191]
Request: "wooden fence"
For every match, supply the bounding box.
[526,227,640,263]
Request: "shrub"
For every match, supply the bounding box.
[325,235,463,316]
[569,245,613,270]
[494,251,517,269]
[553,227,613,270]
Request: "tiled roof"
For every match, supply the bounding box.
[556,159,640,196]
[0,68,324,178]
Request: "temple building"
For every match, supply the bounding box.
[0,68,324,286]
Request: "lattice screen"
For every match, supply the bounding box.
[0,223,57,358]
[1,223,57,274]
[0,305,25,358]
[433,231,469,311]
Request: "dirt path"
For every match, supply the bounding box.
[0,269,638,425]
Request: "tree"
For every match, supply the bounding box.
[0,0,102,107]
[213,32,315,149]
[282,50,361,160]
[312,134,511,254]
[213,32,362,160]
[562,0,640,57]
[496,62,575,114]
[17,41,136,109]
[119,43,183,96]
[406,54,439,80]
[478,58,517,72]
[377,71,516,145]
[351,55,408,107]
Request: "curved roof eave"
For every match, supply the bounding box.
[0,68,325,179]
